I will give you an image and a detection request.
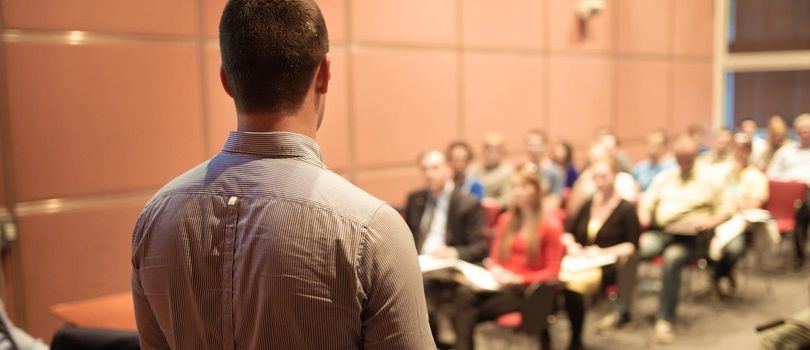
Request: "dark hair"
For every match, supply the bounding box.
[556,140,573,166]
[219,0,329,114]
[446,141,474,161]
[501,163,543,264]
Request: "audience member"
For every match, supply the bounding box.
[768,113,810,268]
[698,128,735,171]
[470,133,514,208]
[757,115,795,169]
[637,133,733,343]
[568,143,638,216]
[447,141,485,200]
[404,150,487,343]
[527,130,566,209]
[452,163,564,350]
[687,123,711,154]
[739,118,767,166]
[596,130,632,173]
[551,140,579,189]
[131,1,433,348]
[562,159,641,346]
[632,129,676,192]
[709,133,770,297]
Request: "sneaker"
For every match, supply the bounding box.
[654,319,675,344]
[596,311,630,332]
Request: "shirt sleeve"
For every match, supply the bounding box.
[521,218,564,284]
[131,210,171,350]
[621,202,642,248]
[751,170,770,204]
[547,167,565,196]
[767,147,788,179]
[455,200,488,263]
[358,204,435,350]
[639,170,666,219]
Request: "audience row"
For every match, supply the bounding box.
[404,113,810,349]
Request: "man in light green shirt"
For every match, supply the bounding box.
[637,133,733,344]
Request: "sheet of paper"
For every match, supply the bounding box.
[456,261,501,291]
[418,255,457,273]
[561,254,617,272]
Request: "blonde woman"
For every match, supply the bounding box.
[453,163,565,350]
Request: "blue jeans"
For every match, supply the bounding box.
[711,234,746,279]
[639,231,696,322]
[639,231,746,322]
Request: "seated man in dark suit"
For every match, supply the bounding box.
[405,150,487,345]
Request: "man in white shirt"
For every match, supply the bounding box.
[404,151,487,346]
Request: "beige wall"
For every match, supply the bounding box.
[0,0,713,340]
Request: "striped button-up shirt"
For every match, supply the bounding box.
[132,131,434,350]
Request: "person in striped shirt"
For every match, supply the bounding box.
[131,1,433,349]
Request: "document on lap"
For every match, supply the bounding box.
[456,260,501,292]
[417,255,501,291]
[418,255,458,273]
[560,254,617,272]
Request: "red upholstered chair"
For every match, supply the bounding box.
[481,201,504,241]
[482,201,503,229]
[495,312,523,328]
[486,283,558,348]
[765,181,808,234]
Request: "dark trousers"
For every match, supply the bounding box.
[424,278,460,344]
[564,254,640,345]
[453,284,555,350]
[796,200,810,262]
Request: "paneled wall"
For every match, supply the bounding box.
[0,0,713,340]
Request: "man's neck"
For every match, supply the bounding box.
[429,182,452,197]
[236,111,317,139]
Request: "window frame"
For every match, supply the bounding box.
[712,0,810,128]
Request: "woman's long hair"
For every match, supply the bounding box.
[499,163,544,264]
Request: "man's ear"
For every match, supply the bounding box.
[220,66,234,98]
[315,54,331,94]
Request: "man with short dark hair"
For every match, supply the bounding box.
[469,132,513,208]
[526,129,565,209]
[446,141,485,201]
[131,1,433,349]
[633,129,675,192]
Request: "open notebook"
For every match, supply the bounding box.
[418,254,617,292]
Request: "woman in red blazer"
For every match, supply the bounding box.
[453,163,565,350]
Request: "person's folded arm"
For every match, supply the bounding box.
[456,202,488,263]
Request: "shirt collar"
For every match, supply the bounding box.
[222,131,324,167]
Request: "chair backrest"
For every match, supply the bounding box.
[766,181,807,221]
[481,202,503,229]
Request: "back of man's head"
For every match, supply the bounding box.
[220,0,329,114]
